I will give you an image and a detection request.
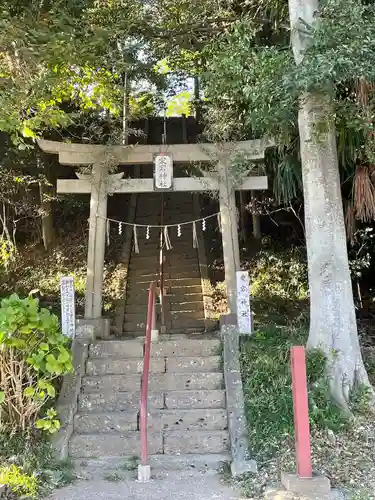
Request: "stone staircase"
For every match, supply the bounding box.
[123,192,207,335]
[70,335,231,477]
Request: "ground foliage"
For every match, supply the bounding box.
[237,324,375,500]
[0,432,74,499]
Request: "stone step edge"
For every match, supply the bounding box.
[83,371,223,379]
[73,453,231,479]
[71,429,229,438]
[74,408,227,418]
[78,389,227,410]
[86,354,219,361]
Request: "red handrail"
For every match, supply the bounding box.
[140,281,157,468]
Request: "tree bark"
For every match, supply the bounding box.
[39,181,55,251]
[38,155,55,251]
[289,0,372,406]
[251,191,261,240]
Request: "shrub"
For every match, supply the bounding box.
[0,464,37,498]
[249,247,308,303]
[0,294,73,433]
[0,433,75,498]
[210,247,309,322]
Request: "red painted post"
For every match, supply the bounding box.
[291,346,313,478]
[140,282,156,468]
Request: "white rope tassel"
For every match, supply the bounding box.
[217,213,222,233]
[106,219,110,246]
[133,225,139,254]
[192,221,198,249]
[164,226,172,250]
[118,222,122,235]
[177,224,181,237]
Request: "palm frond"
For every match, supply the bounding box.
[272,152,302,205]
[353,165,375,222]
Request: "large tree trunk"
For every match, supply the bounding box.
[289,0,372,406]
[299,93,371,405]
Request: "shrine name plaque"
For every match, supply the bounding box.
[153,153,173,191]
[60,276,76,339]
[236,270,252,334]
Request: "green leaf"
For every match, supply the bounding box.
[52,419,61,431]
[0,391,4,404]
[21,126,36,138]
[23,387,35,398]
[46,384,56,398]
[58,347,70,363]
[47,408,57,418]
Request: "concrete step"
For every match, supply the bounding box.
[83,374,140,393]
[150,339,221,357]
[168,293,204,304]
[168,301,204,312]
[129,256,198,266]
[123,301,204,315]
[121,327,208,336]
[74,454,231,479]
[150,409,228,432]
[126,278,202,290]
[131,250,198,259]
[79,389,225,413]
[166,356,221,373]
[169,319,207,330]
[79,391,164,413]
[69,432,163,458]
[169,310,206,320]
[126,270,159,280]
[89,340,144,359]
[74,408,227,434]
[124,296,202,309]
[122,321,147,331]
[86,357,165,376]
[165,390,226,409]
[169,286,202,295]
[164,430,230,455]
[122,310,206,326]
[82,372,223,393]
[89,339,220,358]
[127,271,201,282]
[74,411,138,433]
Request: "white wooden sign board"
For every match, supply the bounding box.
[236,270,252,334]
[60,276,76,339]
[154,153,173,191]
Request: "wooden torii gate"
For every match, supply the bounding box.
[38,139,272,323]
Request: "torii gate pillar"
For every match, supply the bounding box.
[85,158,108,318]
[218,161,241,315]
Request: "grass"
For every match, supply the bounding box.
[103,472,123,482]
[0,432,75,498]
[236,323,375,499]
[119,456,139,472]
[240,324,348,461]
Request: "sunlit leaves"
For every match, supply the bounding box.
[0,294,73,433]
